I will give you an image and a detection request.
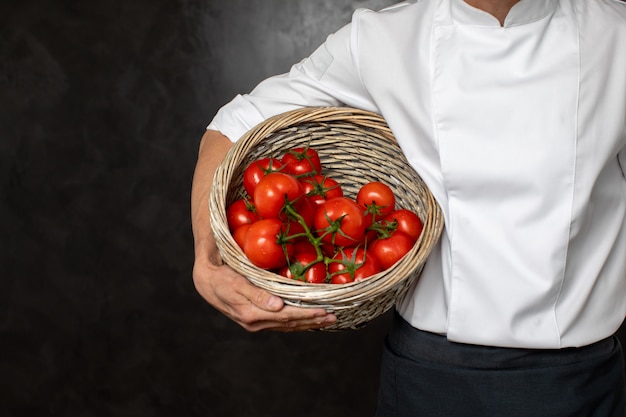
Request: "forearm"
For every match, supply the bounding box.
[191,129,233,265]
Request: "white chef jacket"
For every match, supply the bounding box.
[208,0,626,349]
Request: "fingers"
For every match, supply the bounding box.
[236,304,338,332]
[194,261,338,332]
[238,283,285,312]
[233,282,338,332]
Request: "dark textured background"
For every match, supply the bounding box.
[1,1,624,416]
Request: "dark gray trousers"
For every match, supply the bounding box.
[376,312,626,417]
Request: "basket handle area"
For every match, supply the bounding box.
[237,106,395,150]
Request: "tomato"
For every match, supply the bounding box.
[253,172,305,219]
[279,252,327,284]
[281,147,322,177]
[370,231,414,270]
[328,247,381,284]
[292,239,319,256]
[243,157,284,197]
[357,181,396,218]
[362,227,378,246]
[243,218,293,269]
[314,197,367,247]
[284,195,317,237]
[382,209,423,243]
[320,241,339,258]
[290,236,337,260]
[232,224,250,249]
[300,174,344,206]
[226,198,259,231]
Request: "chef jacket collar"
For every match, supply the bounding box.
[451,0,559,27]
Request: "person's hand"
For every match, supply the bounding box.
[192,254,337,332]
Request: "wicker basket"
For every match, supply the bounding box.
[209,107,444,330]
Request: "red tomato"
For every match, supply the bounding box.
[243,218,293,269]
[357,181,396,218]
[226,198,259,231]
[292,239,319,256]
[232,224,250,249]
[328,247,381,284]
[370,231,414,270]
[300,174,344,206]
[359,210,374,243]
[290,237,336,260]
[362,227,378,246]
[293,237,336,258]
[281,147,322,176]
[279,252,327,284]
[285,196,317,237]
[314,197,367,247]
[253,172,305,219]
[243,157,284,197]
[382,209,423,243]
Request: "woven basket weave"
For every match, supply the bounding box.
[209,107,444,330]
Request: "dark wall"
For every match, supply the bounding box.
[1,1,624,417]
[1,1,396,416]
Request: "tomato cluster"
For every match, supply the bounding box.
[226,145,424,284]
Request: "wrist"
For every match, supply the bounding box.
[194,236,222,267]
